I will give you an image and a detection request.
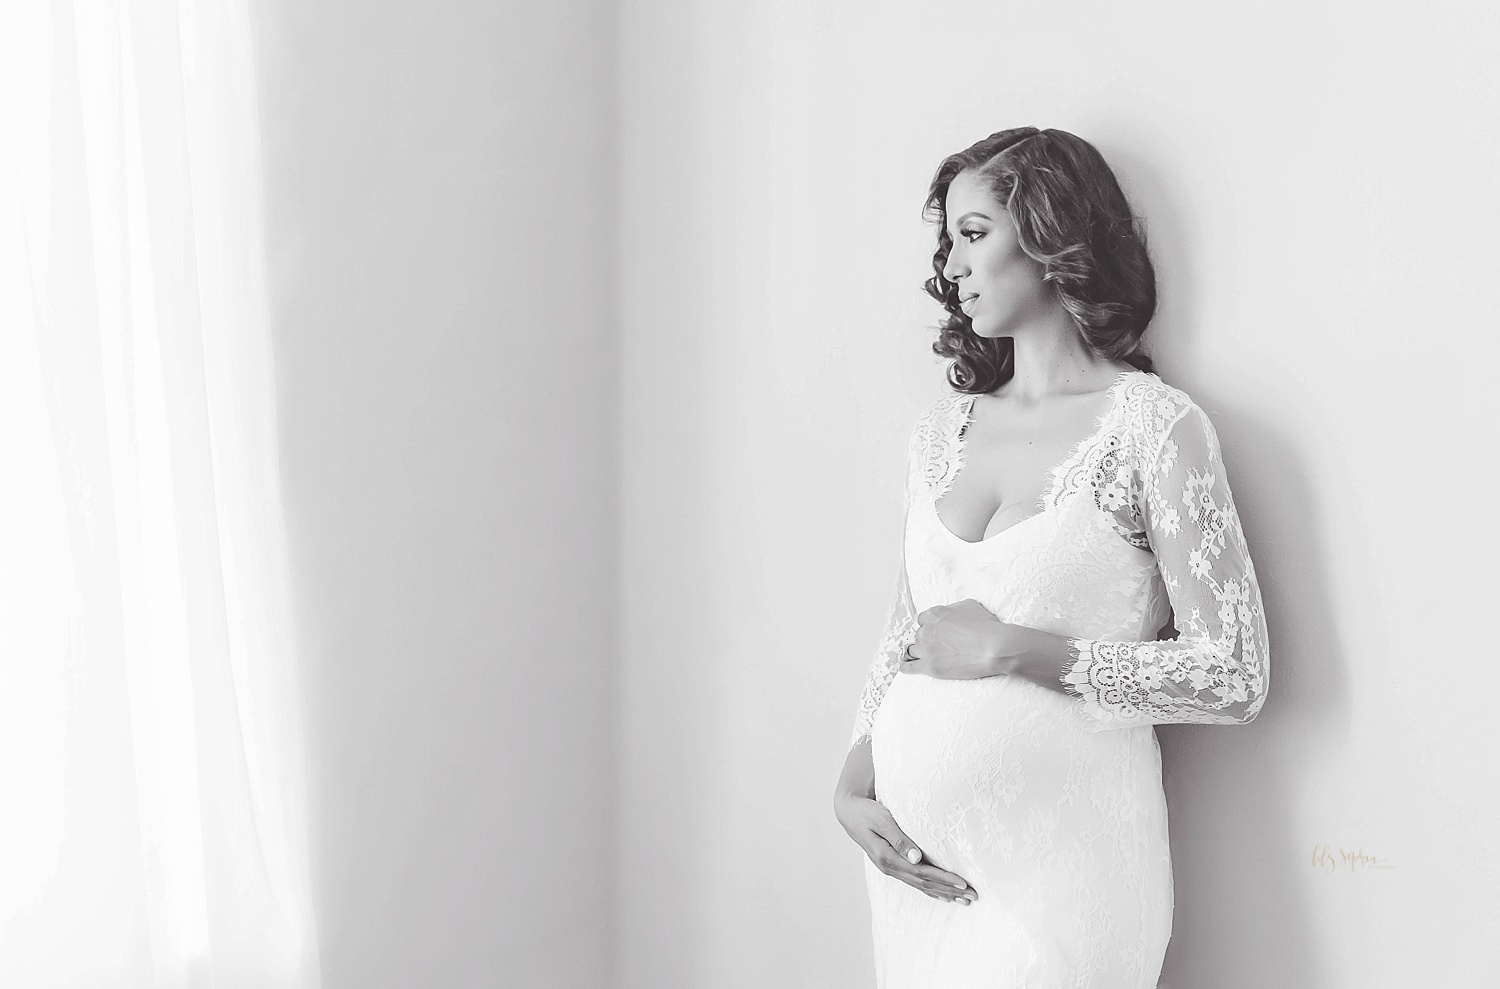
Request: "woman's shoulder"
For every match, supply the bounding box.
[917,390,974,421]
[907,391,974,444]
[1117,370,1204,441]
[900,392,975,490]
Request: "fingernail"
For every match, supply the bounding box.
[951,881,967,889]
[957,897,969,906]
[906,848,922,864]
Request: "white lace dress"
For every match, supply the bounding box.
[850,370,1269,988]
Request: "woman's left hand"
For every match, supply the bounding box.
[899,599,1038,680]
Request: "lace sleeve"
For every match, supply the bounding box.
[849,426,923,750]
[1061,402,1270,731]
[848,525,919,749]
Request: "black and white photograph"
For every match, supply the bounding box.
[2,1,1496,987]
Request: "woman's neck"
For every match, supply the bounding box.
[998,318,1119,405]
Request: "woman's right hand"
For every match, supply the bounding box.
[834,791,977,905]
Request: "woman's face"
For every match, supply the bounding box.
[941,169,1054,338]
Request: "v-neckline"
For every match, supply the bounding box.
[930,370,1134,546]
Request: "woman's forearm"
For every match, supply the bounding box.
[836,739,877,800]
[1002,625,1076,697]
[903,600,1078,692]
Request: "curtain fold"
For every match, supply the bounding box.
[0,2,320,986]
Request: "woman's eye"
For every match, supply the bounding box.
[960,228,983,242]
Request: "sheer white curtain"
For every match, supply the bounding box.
[0,2,319,986]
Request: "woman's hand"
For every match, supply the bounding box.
[834,791,977,905]
[900,600,1074,693]
[897,598,1024,680]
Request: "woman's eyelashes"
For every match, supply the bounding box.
[959,227,985,242]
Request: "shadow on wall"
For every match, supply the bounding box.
[1157,416,1349,989]
[1120,144,1351,989]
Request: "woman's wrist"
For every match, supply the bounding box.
[1001,626,1074,694]
[987,622,1038,675]
[840,786,876,810]
[835,740,878,801]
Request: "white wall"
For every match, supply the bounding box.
[251,2,617,986]
[247,0,1498,985]
[618,2,1500,987]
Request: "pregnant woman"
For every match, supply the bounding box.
[833,127,1270,988]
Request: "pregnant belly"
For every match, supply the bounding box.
[869,674,1104,874]
[870,672,1169,888]
[874,670,1077,769]
[866,674,1175,987]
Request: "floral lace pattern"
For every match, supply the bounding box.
[849,372,1270,744]
[849,395,974,747]
[850,371,1267,987]
[1060,381,1269,730]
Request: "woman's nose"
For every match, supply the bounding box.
[943,247,965,284]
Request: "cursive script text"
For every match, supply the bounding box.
[1309,843,1395,873]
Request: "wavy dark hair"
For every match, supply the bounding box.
[923,127,1156,393]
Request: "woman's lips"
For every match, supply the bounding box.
[959,295,978,314]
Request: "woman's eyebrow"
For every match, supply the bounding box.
[948,209,995,235]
